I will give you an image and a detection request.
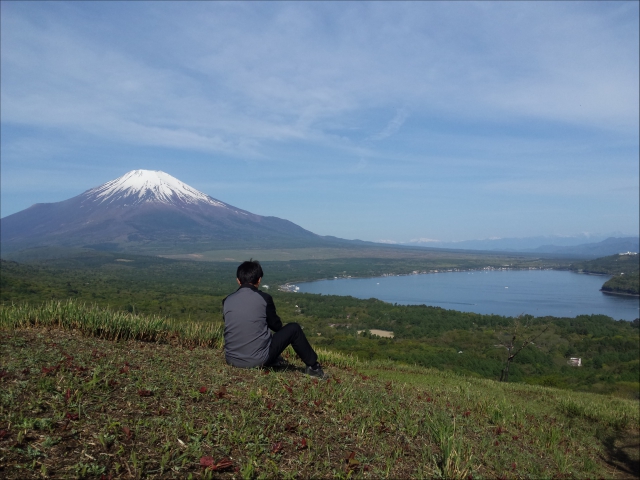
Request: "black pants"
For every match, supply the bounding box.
[267,323,318,367]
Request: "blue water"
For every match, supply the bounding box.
[296,270,640,321]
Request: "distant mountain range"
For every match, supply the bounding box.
[1,169,637,258]
[0,170,351,254]
[403,235,639,257]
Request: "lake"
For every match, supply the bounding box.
[295,270,640,321]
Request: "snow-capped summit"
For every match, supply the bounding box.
[1,169,330,253]
[84,170,227,208]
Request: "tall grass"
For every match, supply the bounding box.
[0,300,223,347]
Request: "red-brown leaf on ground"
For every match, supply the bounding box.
[345,451,360,472]
[65,388,71,403]
[463,410,471,417]
[283,384,293,395]
[108,379,119,388]
[199,386,207,394]
[271,441,283,454]
[215,386,227,399]
[41,365,59,375]
[314,400,321,407]
[298,437,308,450]
[334,377,342,384]
[266,400,275,410]
[0,430,7,439]
[158,407,169,416]
[262,370,270,375]
[65,412,79,420]
[122,426,132,439]
[138,389,153,397]
[200,457,234,471]
[119,365,130,374]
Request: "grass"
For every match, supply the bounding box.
[1,302,639,479]
[0,300,223,348]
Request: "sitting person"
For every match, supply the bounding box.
[223,259,325,378]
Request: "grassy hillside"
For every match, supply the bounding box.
[1,303,638,478]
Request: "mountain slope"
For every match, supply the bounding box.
[0,170,345,254]
[533,237,640,257]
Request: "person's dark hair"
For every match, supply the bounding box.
[237,259,263,285]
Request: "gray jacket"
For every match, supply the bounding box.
[222,284,283,368]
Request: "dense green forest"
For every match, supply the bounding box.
[569,253,640,295]
[1,252,638,398]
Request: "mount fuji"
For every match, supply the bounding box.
[0,170,347,254]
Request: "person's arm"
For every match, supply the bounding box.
[264,294,283,332]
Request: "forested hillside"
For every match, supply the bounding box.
[2,253,638,398]
[570,254,640,295]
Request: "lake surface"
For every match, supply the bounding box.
[296,270,640,321]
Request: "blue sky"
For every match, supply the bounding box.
[1,1,638,243]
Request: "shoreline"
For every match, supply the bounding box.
[278,266,558,291]
[601,289,640,298]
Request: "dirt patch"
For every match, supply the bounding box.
[357,329,394,338]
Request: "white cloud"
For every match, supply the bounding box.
[370,109,410,140]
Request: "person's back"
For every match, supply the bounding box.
[222,259,325,378]
[223,284,278,368]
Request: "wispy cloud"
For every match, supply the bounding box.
[2,2,637,154]
[370,109,409,140]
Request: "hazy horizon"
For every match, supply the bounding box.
[2,2,638,243]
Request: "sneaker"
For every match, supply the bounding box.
[305,363,326,378]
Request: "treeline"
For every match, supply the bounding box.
[569,254,639,295]
[1,252,638,398]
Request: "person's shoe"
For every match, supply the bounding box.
[305,363,326,378]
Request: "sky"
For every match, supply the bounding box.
[1,1,638,243]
